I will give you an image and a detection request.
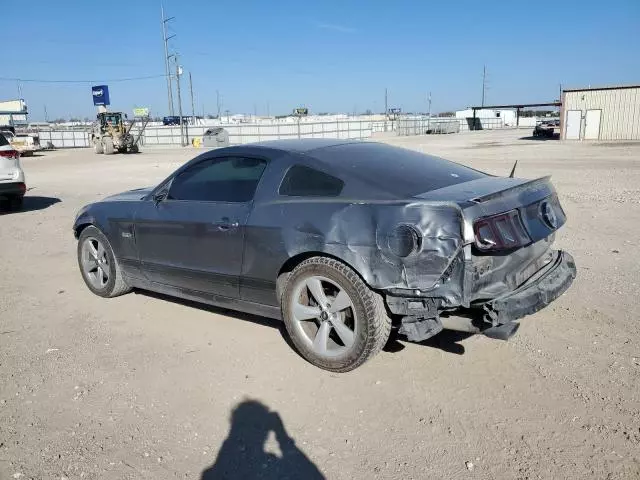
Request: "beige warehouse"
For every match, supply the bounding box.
[561,85,640,140]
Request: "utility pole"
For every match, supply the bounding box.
[176,61,185,146]
[189,71,195,125]
[481,65,487,107]
[216,90,221,119]
[384,87,388,131]
[44,105,48,122]
[266,101,270,117]
[161,5,176,116]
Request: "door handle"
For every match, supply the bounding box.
[214,217,239,231]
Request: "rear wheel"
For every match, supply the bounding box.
[130,144,139,153]
[281,256,391,372]
[103,137,114,155]
[94,140,104,154]
[77,226,131,298]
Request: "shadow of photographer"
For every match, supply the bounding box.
[202,399,324,480]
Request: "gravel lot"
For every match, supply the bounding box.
[1,129,639,479]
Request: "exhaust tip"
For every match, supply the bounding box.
[483,322,520,341]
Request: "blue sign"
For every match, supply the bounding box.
[92,85,110,106]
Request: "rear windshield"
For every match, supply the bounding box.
[0,134,9,146]
[310,142,487,197]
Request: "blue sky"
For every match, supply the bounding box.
[2,0,639,120]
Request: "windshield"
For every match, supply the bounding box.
[103,114,121,124]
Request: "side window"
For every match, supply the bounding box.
[279,165,344,197]
[168,156,267,202]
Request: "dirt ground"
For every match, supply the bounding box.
[1,129,639,479]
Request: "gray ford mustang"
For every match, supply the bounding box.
[74,139,576,372]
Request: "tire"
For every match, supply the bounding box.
[130,144,139,153]
[94,140,104,154]
[9,196,23,210]
[103,137,114,155]
[77,226,131,298]
[281,256,391,372]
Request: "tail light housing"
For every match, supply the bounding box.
[0,149,19,159]
[473,209,530,251]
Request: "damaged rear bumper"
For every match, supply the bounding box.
[393,250,576,342]
[483,250,576,325]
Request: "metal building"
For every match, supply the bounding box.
[561,85,640,140]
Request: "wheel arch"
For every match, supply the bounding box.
[276,251,373,301]
[74,221,93,239]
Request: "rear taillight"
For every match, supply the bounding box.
[473,209,530,251]
[0,149,19,159]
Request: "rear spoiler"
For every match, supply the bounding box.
[471,176,552,204]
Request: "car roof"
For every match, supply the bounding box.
[249,138,362,153]
[246,140,489,198]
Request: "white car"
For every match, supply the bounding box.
[0,132,26,209]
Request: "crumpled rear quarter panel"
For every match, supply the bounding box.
[243,199,465,300]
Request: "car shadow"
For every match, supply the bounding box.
[135,290,471,357]
[0,196,61,214]
[201,399,325,480]
[134,289,282,330]
[385,328,471,355]
[418,329,472,355]
[519,134,559,141]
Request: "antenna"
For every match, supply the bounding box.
[509,160,518,178]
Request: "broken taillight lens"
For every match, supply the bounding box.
[473,209,530,251]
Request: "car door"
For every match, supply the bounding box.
[133,155,268,299]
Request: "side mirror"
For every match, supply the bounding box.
[153,190,168,205]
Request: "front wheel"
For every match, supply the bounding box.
[94,140,104,154]
[281,257,391,372]
[77,226,131,298]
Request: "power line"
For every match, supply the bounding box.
[0,74,167,84]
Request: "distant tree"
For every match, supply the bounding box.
[206,114,216,119]
[52,118,66,123]
[364,109,373,115]
[437,112,455,117]
[69,117,81,122]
